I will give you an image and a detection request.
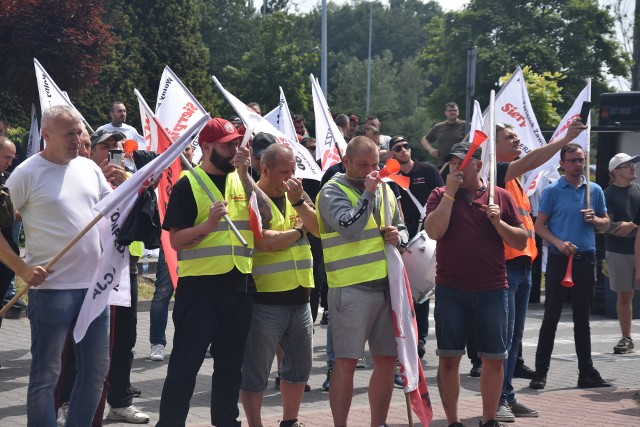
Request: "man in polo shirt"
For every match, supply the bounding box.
[424,142,526,427]
[530,143,611,390]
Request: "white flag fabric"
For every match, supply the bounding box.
[522,80,591,195]
[26,104,40,157]
[73,107,210,343]
[33,58,87,124]
[264,87,299,144]
[212,76,321,181]
[487,67,546,156]
[154,66,207,156]
[310,74,348,170]
[381,188,433,426]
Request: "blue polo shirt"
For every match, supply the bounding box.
[538,176,606,255]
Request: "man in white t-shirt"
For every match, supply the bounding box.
[0,105,113,426]
[96,101,145,149]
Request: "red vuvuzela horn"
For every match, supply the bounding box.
[379,159,410,189]
[561,254,574,288]
[459,130,488,170]
[124,139,138,154]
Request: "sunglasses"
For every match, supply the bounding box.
[562,158,586,164]
[392,143,411,153]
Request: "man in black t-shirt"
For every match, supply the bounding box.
[389,135,442,362]
[157,118,269,427]
[605,153,640,355]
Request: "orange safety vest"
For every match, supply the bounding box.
[504,178,538,262]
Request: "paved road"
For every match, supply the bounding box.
[1,300,639,426]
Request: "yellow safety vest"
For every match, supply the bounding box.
[252,198,313,292]
[317,181,394,288]
[177,167,254,276]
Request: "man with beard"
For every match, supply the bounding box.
[157,118,267,427]
[388,135,442,362]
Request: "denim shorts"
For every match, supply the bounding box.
[240,302,313,392]
[434,285,508,360]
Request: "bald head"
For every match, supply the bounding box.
[0,137,16,173]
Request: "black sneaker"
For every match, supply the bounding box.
[479,420,508,427]
[322,368,331,391]
[578,368,612,388]
[417,338,426,359]
[128,386,142,397]
[513,363,536,379]
[320,310,329,325]
[613,337,635,354]
[529,372,546,389]
[470,361,482,377]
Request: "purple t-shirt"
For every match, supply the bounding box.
[426,185,522,292]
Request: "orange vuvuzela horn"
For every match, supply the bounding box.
[459,130,488,170]
[124,139,138,154]
[561,254,575,288]
[379,158,410,189]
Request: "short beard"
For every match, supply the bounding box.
[210,150,236,173]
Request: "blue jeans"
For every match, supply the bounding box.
[150,249,174,346]
[501,261,532,404]
[27,288,110,427]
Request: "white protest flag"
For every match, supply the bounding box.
[264,87,299,144]
[73,104,210,343]
[381,189,433,426]
[33,58,88,124]
[154,66,207,163]
[486,67,546,157]
[522,80,591,195]
[310,74,347,170]
[26,104,41,157]
[212,76,321,181]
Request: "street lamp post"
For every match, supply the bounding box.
[366,2,372,116]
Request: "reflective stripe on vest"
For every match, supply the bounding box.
[504,178,538,262]
[177,168,254,277]
[252,197,314,292]
[317,180,393,288]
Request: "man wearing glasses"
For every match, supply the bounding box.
[531,143,611,390]
[604,153,640,355]
[420,102,467,168]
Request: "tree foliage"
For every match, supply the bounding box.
[0,0,114,114]
[224,12,318,118]
[418,0,631,123]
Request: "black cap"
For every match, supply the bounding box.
[444,142,482,162]
[388,135,408,150]
[90,130,125,148]
[251,132,277,157]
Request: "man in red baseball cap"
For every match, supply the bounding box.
[157,117,269,427]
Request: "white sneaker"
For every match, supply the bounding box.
[149,344,165,361]
[56,402,69,426]
[106,405,150,424]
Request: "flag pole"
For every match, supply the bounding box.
[179,154,249,247]
[0,213,104,317]
[405,393,415,426]
[488,90,496,204]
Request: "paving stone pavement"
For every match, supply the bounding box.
[1,300,639,426]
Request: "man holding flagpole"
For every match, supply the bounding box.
[0,105,112,426]
[156,118,261,427]
[425,142,526,427]
[316,136,408,427]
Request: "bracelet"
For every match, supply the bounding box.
[294,227,304,239]
[292,198,305,207]
[443,192,455,202]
